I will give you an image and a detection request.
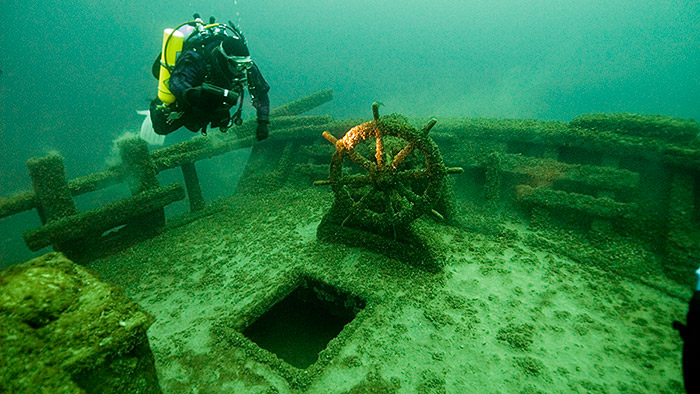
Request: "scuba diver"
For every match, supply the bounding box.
[673,267,700,394]
[140,14,270,145]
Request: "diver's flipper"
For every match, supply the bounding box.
[137,110,165,146]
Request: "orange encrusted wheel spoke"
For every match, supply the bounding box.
[375,131,386,168]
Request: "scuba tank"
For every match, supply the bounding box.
[155,17,241,105]
[157,28,185,104]
[152,15,250,132]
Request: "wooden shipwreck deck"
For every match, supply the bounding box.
[2,97,698,393]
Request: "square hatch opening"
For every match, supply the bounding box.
[242,278,365,369]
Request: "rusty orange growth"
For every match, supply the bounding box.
[315,103,464,236]
[324,123,380,172]
[322,131,338,145]
[340,123,379,150]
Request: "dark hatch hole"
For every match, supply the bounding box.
[242,278,365,369]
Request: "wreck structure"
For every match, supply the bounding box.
[0,90,697,393]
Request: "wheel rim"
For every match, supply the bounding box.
[325,104,447,233]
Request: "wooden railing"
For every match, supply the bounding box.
[0,90,334,257]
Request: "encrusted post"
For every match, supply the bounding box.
[0,253,163,393]
[118,137,165,230]
[484,152,502,204]
[26,152,78,224]
[591,156,620,237]
[25,152,88,255]
[664,170,698,284]
[119,137,160,193]
[181,162,205,212]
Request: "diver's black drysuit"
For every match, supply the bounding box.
[675,291,700,394]
[149,37,270,137]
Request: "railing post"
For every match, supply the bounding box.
[26,152,78,224]
[180,162,205,212]
[665,170,698,283]
[484,152,501,204]
[25,152,85,254]
[590,156,620,236]
[119,137,165,230]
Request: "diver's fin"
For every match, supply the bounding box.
[137,110,165,146]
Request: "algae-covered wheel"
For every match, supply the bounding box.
[315,103,462,234]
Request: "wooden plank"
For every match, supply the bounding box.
[516,185,638,220]
[23,184,185,251]
[0,191,37,219]
[497,153,639,192]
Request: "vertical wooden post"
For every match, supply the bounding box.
[25,152,81,254]
[26,153,78,224]
[181,162,205,212]
[664,170,698,284]
[119,137,160,193]
[119,137,165,230]
[483,152,501,204]
[590,156,621,236]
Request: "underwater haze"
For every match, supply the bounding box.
[0,0,699,262]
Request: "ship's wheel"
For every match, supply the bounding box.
[315,103,462,235]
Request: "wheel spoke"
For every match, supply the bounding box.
[345,146,375,172]
[384,190,395,218]
[395,182,422,206]
[421,118,437,134]
[385,191,398,240]
[339,174,372,186]
[342,190,373,226]
[375,130,386,168]
[372,102,381,120]
[391,142,414,170]
[397,169,429,182]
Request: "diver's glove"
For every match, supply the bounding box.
[256,119,269,141]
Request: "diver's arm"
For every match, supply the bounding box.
[169,51,220,110]
[247,63,271,123]
[186,83,238,108]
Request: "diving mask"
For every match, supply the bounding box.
[216,41,253,74]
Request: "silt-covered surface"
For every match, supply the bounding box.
[85,181,687,393]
